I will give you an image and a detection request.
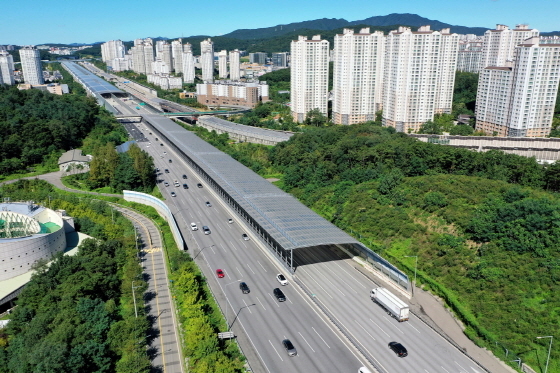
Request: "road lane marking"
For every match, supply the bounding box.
[312,327,330,348]
[454,361,468,372]
[298,332,315,353]
[268,340,283,361]
[242,299,252,314]
[258,261,267,272]
[355,319,377,341]
[369,318,390,338]
[247,263,255,274]
[407,322,421,334]
[220,243,227,253]
[382,315,404,334]
[256,297,266,310]
[229,241,238,251]
[236,266,243,278]
[440,367,450,373]
[300,267,333,299]
[268,293,280,307]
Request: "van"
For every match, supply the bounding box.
[358,367,373,373]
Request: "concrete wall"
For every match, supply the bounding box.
[197,116,293,145]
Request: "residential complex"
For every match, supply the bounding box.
[478,24,539,71]
[475,37,560,137]
[457,37,483,73]
[229,49,241,81]
[332,28,385,125]
[201,38,214,82]
[100,40,126,67]
[0,50,15,85]
[290,35,330,122]
[196,81,269,108]
[19,46,44,85]
[130,39,154,75]
[382,26,459,133]
[218,50,228,79]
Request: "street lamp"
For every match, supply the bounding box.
[536,336,553,373]
[132,281,142,318]
[404,255,418,296]
[223,279,241,332]
[193,244,215,260]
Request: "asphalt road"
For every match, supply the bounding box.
[121,101,490,373]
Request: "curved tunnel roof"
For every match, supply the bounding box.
[142,114,359,251]
[61,61,123,95]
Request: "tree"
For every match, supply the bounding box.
[449,124,474,136]
[304,109,329,126]
[89,143,119,188]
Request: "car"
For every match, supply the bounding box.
[155,138,158,141]
[239,282,250,294]
[206,201,212,207]
[202,226,211,235]
[190,223,198,231]
[165,169,169,173]
[169,159,172,163]
[156,168,160,172]
[170,191,176,197]
[164,181,169,187]
[197,183,203,188]
[242,233,249,241]
[282,339,297,356]
[182,174,188,179]
[163,151,167,154]
[273,288,286,302]
[388,342,408,357]
[228,218,233,224]
[216,269,225,278]
[183,183,189,189]
[276,274,288,286]
[160,143,163,146]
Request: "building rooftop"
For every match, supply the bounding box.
[61,61,123,95]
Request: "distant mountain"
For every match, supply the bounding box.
[541,31,560,37]
[222,13,489,40]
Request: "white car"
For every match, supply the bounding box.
[190,223,198,231]
[276,274,288,286]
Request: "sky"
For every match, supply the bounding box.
[2,0,559,45]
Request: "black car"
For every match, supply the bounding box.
[182,174,188,179]
[165,169,169,173]
[183,183,189,189]
[388,342,408,357]
[169,159,172,163]
[239,282,250,294]
[273,288,286,302]
[197,183,203,188]
[282,339,297,357]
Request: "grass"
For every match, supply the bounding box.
[0,165,58,183]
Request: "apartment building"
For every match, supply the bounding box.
[290,35,330,122]
[272,52,289,68]
[249,52,267,65]
[19,46,44,85]
[332,28,385,125]
[182,43,195,84]
[229,49,241,81]
[101,40,126,65]
[0,50,15,85]
[196,80,269,108]
[147,74,182,90]
[382,26,459,133]
[475,37,560,137]
[130,39,154,75]
[171,39,183,73]
[201,38,215,82]
[479,24,539,70]
[457,38,483,73]
[218,50,228,79]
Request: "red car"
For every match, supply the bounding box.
[216,269,225,278]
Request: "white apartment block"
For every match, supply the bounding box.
[540,36,560,44]
[479,24,539,71]
[0,50,15,85]
[171,39,183,73]
[332,28,385,125]
[290,35,329,122]
[182,43,195,84]
[382,26,459,133]
[457,38,483,73]
[161,43,172,72]
[130,39,154,75]
[101,40,126,65]
[218,50,228,79]
[19,46,44,85]
[109,57,132,72]
[201,38,214,83]
[147,74,182,90]
[155,40,166,57]
[229,49,241,81]
[476,37,560,137]
[151,58,170,75]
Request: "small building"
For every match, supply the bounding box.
[57,149,92,172]
[196,80,269,108]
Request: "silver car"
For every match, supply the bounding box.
[282,339,297,357]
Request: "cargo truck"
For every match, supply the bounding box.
[370,287,409,322]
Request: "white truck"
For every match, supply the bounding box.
[370,287,410,322]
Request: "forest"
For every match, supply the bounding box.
[0,180,150,372]
[186,122,560,372]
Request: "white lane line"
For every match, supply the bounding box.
[440,367,450,373]
[210,246,216,254]
[268,293,280,307]
[236,266,243,278]
[355,319,376,341]
[242,240,248,249]
[268,340,283,361]
[407,322,421,334]
[217,224,222,231]
[369,319,390,338]
[229,241,238,251]
[247,263,255,274]
[242,299,253,314]
[188,211,193,219]
[256,297,266,311]
[298,332,315,353]
[287,296,293,304]
[382,316,404,334]
[454,361,468,372]
[220,243,227,253]
[312,327,330,348]
[299,267,333,299]
[258,261,267,272]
